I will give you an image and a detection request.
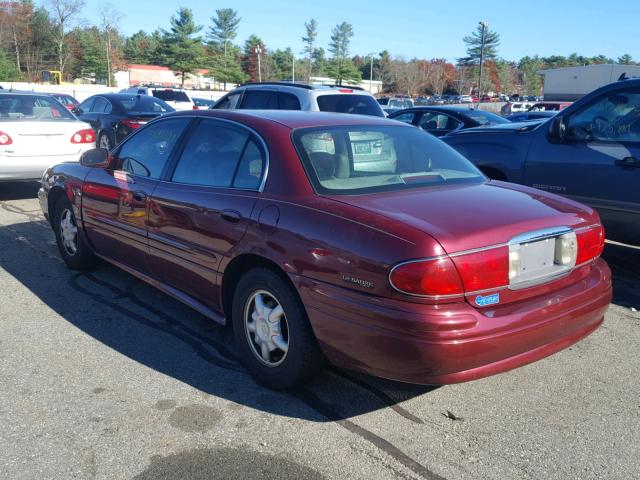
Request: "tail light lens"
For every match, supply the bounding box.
[390,258,464,297]
[71,128,95,144]
[451,246,510,292]
[193,105,199,110]
[122,118,148,129]
[576,225,605,265]
[0,131,12,145]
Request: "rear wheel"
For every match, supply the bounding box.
[232,268,323,389]
[53,196,95,270]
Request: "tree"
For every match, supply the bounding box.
[459,23,500,66]
[242,34,265,82]
[327,21,360,84]
[98,2,124,87]
[0,49,20,81]
[162,7,205,87]
[124,30,163,65]
[618,54,634,65]
[302,18,317,81]
[208,8,241,88]
[48,0,85,77]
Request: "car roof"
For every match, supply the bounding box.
[162,109,406,129]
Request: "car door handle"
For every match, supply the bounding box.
[221,209,242,223]
[132,191,147,202]
[615,156,640,168]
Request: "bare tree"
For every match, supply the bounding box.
[48,0,85,76]
[98,2,123,87]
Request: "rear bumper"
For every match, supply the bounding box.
[295,258,611,385]
[0,156,79,181]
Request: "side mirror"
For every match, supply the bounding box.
[72,106,83,115]
[80,148,110,168]
[548,116,567,144]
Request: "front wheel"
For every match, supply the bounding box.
[53,196,95,270]
[232,268,323,389]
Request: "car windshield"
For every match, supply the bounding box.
[465,110,509,126]
[116,96,175,114]
[294,125,484,195]
[316,94,383,116]
[152,89,190,102]
[0,94,75,121]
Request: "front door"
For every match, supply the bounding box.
[524,87,640,244]
[81,117,192,274]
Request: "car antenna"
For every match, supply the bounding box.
[618,72,628,81]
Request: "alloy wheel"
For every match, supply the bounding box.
[244,290,290,367]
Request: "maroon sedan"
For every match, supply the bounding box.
[38,110,611,389]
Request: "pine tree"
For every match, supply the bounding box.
[618,54,634,65]
[302,19,317,81]
[458,24,500,66]
[162,8,204,87]
[327,22,361,84]
[208,8,241,88]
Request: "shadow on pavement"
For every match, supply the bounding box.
[0,219,437,425]
[0,181,40,201]
[602,241,640,309]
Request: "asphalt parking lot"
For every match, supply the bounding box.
[1,182,639,480]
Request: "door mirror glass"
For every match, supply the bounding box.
[80,148,110,168]
[548,116,566,144]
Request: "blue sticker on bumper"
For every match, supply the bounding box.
[475,293,500,306]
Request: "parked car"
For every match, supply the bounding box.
[444,79,640,245]
[460,95,473,103]
[381,97,414,115]
[528,101,573,111]
[501,101,534,114]
[120,85,195,110]
[388,106,509,137]
[73,93,175,150]
[213,82,385,116]
[505,111,557,122]
[0,91,95,181]
[39,109,611,389]
[49,93,80,112]
[193,97,215,109]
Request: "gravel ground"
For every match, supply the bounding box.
[1,181,638,480]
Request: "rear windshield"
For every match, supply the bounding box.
[115,96,175,114]
[466,110,509,126]
[152,90,191,102]
[0,94,75,121]
[316,94,384,117]
[293,125,484,195]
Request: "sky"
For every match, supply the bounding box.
[78,0,639,63]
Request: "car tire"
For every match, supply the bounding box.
[97,131,113,151]
[232,268,323,389]
[53,196,96,270]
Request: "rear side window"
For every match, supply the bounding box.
[152,90,190,102]
[316,94,384,116]
[278,92,301,110]
[172,120,257,188]
[241,90,278,109]
[91,97,109,113]
[116,96,174,114]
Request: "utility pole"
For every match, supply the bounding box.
[369,52,374,92]
[477,21,488,104]
[254,46,263,82]
[292,53,295,82]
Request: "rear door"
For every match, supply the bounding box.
[239,90,278,109]
[148,118,267,310]
[81,117,192,274]
[524,86,640,244]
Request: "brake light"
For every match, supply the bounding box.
[0,131,12,145]
[122,118,147,129]
[576,225,605,265]
[390,258,464,297]
[70,128,95,144]
[193,105,199,110]
[339,89,353,93]
[450,246,509,292]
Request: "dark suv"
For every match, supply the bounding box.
[212,82,384,116]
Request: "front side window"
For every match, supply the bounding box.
[419,113,462,132]
[78,98,94,113]
[0,94,75,121]
[566,89,640,142]
[91,97,108,113]
[294,125,483,195]
[171,120,264,189]
[391,112,415,124]
[116,118,190,179]
[213,92,242,109]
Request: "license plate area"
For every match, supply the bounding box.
[354,142,372,154]
[508,227,576,289]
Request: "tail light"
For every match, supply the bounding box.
[339,89,353,93]
[70,128,95,144]
[450,246,509,292]
[122,118,148,129]
[193,105,199,110]
[390,258,464,297]
[0,131,12,145]
[576,225,605,265]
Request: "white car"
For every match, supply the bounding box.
[0,92,95,181]
[120,86,195,111]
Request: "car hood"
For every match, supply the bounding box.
[447,120,546,136]
[328,181,598,254]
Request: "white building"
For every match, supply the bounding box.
[539,64,640,101]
